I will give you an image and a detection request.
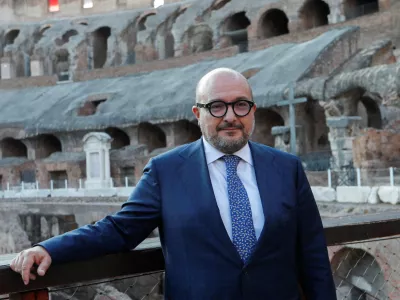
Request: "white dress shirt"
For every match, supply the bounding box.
[203,137,265,240]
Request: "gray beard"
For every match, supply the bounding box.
[206,131,249,154]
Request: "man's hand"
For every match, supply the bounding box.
[10,246,52,285]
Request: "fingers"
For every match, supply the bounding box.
[21,256,34,285]
[37,255,51,276]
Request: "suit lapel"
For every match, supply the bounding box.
[246,141,282,264]
[178,139,242,266]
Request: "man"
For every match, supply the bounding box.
[11,68,336,299]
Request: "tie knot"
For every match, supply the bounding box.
[223,155,241,169]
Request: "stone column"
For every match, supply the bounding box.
[327,116,362,185]
[1,56,16,79]
[30,55,44,77]
[327,116,362,167]
[83,132,113,189]
[271,125,305,154]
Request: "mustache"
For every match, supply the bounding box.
[217,123,244,131]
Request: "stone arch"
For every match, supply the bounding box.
[357,96,382,129]
[39,25,52,35]
[4,29,20,45]
[258,9,289,39]
[174,120,202,145]
[138,12,156,31]
[104,127,130,150]
[53,48,70,81]
[55,29,78,47]
[35,134,62,159]
[251,108,285,147]
[164,32,175,59]
[220,11,251,52]
[212,0,231,10]
[0,138,27,158]
[138,122,166,152]
[92,26,111,69]
[181,24,213,55]
[298,0,330,30]
[343,0,379,19]
[331,247,387,299]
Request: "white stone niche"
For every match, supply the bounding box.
[83,132,113,189]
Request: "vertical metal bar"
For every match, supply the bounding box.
[328,169,332,188]
[357,168,361,187]
[390,167,394,187]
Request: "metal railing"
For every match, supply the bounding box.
[1,212,400,299]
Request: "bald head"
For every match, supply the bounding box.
[195,68,252,104]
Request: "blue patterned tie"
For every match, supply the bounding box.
[223,155,257,264]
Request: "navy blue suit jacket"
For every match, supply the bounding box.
[40,139,336,300]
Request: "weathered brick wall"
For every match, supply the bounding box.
[353,128,400,169]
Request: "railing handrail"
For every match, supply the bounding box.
[1,212,400,295]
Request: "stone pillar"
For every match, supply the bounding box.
[1,56,16,79]
[30,55,44,77]
[327,116,362,186]
[83,132,113,189]
[327,116,362,168]
[271,125,305,154]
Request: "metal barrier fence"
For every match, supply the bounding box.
[1,212,400,299]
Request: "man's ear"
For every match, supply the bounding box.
[192,106,200,120]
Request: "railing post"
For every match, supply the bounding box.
[36,180,39,190]
[7,182,9,191]
[390,167,394,187]
[10,289,49,300]
[125,176,128,187]
[79,178,82,189]
[65,179,68,189]
[21,181,25,191]
[327,169,332,188]
[50,180,53,191]
[357,168,361,187]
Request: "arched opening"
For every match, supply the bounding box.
[212,0,231,10]
[221,11,251,52]
[92,26,111,69]
[299,0,330,29]
[183,24,213,54]
[251,109,284,147]
[138,13,156,31]
[105,127,130,150]
[55,29,78,47]
[0,138,27,158]
[39,25,52,35]
[258,9,289,39]
[331,247,387,299]
[174,120,202,145]
[343,0,379,19]
[5,30,20,45]
[357,96,382,129]
[36,134,62,159]
[138,122,166,152]
[54,49,70,81]
[165,32,175,59]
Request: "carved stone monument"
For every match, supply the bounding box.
[83,132,113,189]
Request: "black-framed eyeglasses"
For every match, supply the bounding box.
[196,100,254,118]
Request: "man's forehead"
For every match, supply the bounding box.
[206,76,251,96]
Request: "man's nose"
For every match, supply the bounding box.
[223,105,237,122]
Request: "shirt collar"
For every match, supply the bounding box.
[202,137,253,166]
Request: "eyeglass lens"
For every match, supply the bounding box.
[210,101,251,117]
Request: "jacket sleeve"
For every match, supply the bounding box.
[38,158,162,264]
[295,159,337,300]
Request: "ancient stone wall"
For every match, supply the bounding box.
[353,127,400,169]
